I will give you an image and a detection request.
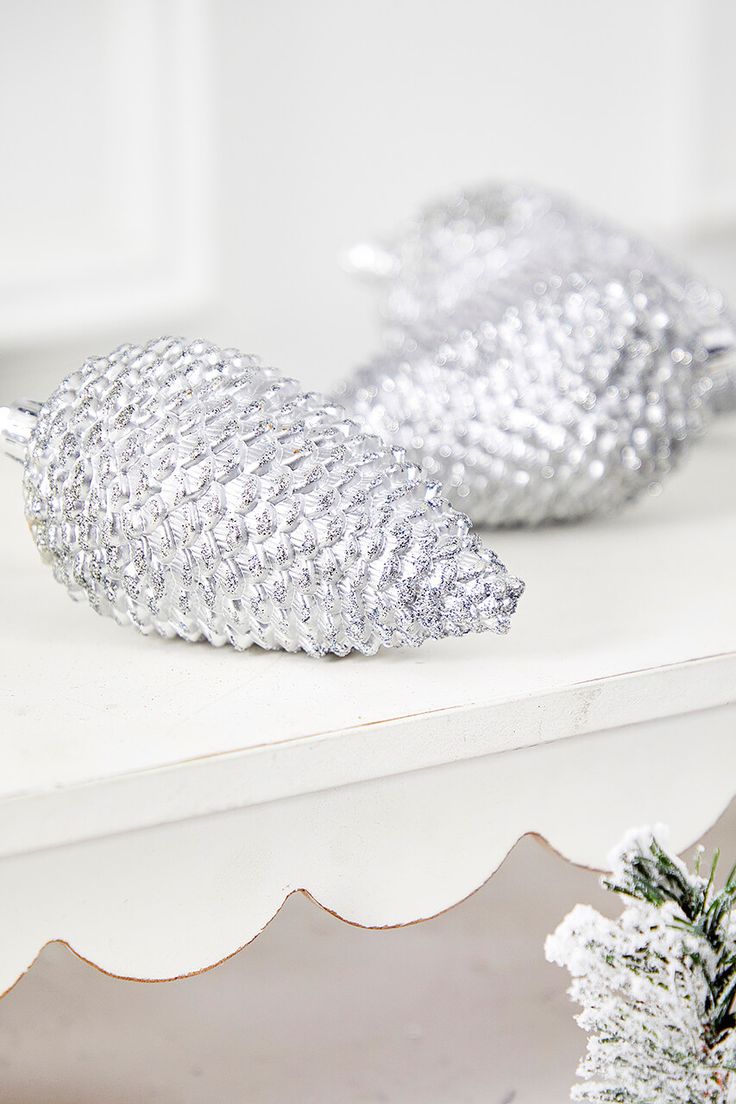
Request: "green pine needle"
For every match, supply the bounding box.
[605,835,736,1052]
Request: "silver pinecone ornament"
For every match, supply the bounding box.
[1,338,523,656]
[339,184,736,526]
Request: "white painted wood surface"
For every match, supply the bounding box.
[1,807,732,1104]
[0,416,735,996]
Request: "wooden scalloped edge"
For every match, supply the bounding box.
[2,706,735,999]
[1,829,540,999]
[3,795,734,1001]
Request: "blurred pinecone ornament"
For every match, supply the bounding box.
[0,338,523,657]
[339,183,736,526]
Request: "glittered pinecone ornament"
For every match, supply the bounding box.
[339,184,736,526]
[0,338,523,656]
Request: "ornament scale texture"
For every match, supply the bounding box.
[338,183,736,526]
[17,338,523,656]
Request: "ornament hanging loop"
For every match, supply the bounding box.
[0,400,40,463]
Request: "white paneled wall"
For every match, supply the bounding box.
[0,0,734,398]
[0,0,212,348]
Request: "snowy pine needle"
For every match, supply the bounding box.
[546,827,736,1103]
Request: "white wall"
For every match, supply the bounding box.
[1,0,735,400]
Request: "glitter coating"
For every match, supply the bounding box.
[22,338,523,655]
[339,183,735,525]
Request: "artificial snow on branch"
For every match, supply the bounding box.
[546,826,736,1104]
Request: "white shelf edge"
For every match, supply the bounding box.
[2,651,734,860]
[2,700,735,998]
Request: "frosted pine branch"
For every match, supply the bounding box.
[546,827,736,1103]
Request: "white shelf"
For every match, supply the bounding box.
[0,417,735,994]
